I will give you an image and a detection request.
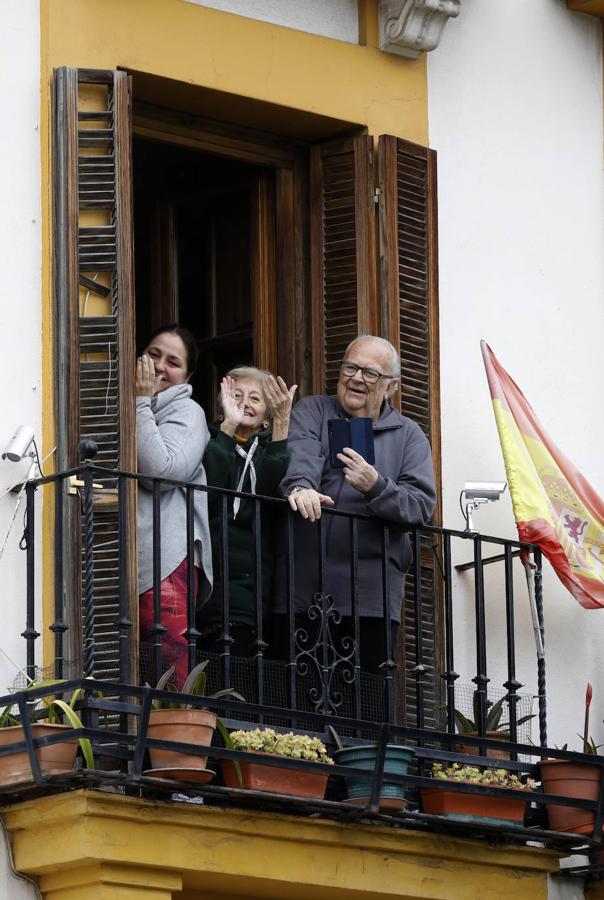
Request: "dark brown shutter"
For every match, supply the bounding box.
[378,135,442,730]
[54,68,137,681]
[309,135,377,394]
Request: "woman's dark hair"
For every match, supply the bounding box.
[145,323,199,375]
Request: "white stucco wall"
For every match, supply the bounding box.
[429,0,604,750]
[182,0,359,43]
[0,0,42,694]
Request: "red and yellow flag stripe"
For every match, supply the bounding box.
[481,341,604,609]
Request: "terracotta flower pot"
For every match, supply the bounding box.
[146,708,216,771]
[457,731,510,760]
[539,758,603,835]
[0,724,78,787]
[221,752,329,799]
[420,784,528,826]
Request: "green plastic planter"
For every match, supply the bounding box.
[334,744,414,808]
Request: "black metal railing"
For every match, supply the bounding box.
[22,460,546,745]
[0,677,602,856]
[15,461,604,858]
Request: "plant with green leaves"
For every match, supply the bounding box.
[432,762,536,791]
[148,661,245,753]
[227,728,333,764]
[149,661,244,710]
[454,693,535,735]
[0,679,94,769]
[555,736,604,755]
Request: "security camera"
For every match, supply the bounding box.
[2,425,35,463]
[461,481,507,533]
[463,481,507,502]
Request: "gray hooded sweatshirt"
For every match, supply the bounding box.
[273,395,436,622]
[136,383,213,602]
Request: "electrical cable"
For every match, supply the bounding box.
[32,439,44,477]
[459,489,468,527]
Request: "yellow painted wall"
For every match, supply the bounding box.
[3,790,563,900]
[41,0,427,141]
[39,0,429,662]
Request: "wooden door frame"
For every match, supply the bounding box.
[131,101,309,391]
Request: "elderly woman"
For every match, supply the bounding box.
[199,366,296,657]
[136,324,212,688]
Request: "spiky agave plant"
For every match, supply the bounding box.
[454,693,535,735]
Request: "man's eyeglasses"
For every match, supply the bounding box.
[340,362,396,385]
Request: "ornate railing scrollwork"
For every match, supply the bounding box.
[294,592,357,715]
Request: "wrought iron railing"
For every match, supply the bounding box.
[22,460,546,747]
[0,678,602,856]
[12,460,604,861]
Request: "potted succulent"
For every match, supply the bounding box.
[145,661,243,781]
[538,684,604,835]
[220,727,333,799]
[420,762,536,826]
[0,681,93,788]
[455,693,534,760]
[331,735,415,810]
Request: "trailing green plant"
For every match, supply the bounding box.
[226,728,334,765]
[432,762,536,791]
[454,693,535,735]
[0,679,94,769]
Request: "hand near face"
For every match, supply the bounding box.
[136,355,163,397]
[337,447,379,493]
[264,376,297,441]
[220,375,245,435]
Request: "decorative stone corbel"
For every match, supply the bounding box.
[379,0,461,59]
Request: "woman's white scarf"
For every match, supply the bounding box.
[233,436,259,519]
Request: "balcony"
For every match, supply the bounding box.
[2,462,604,897]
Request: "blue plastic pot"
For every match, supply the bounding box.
[334,744,414,805]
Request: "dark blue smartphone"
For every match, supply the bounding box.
[328,417,375,468]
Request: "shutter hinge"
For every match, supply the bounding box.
[68,475,103,495]
[373,187,382,206]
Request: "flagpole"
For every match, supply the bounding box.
[524,551,544,659]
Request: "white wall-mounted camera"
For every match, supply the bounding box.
[463,481,507,502]
[462,480,507,533]
[2,426,35,464]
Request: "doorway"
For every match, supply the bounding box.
[133,137,276,419]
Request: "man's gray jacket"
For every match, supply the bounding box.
[273,395,436,622]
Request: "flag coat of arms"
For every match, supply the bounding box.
[481,341,604,609]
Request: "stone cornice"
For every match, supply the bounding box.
[379,0,461,58]
[1,789,564,900]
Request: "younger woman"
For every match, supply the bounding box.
[136,324,212,687]
[199,367,296,656]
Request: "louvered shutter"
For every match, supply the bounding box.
[378,135,442,731]
[309,135,377,393]
[54,68,137,682]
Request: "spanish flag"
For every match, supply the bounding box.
[481,341,604,610]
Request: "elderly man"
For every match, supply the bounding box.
[271,335,436,672]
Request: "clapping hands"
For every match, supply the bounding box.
[264,376,297,441]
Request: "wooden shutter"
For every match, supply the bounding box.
[309,135,377,393]
[378,135,442,731]
[54,68,137,681]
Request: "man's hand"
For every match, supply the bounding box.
[136,355,161,397]
[337,448,379,493]
[287,487,334,522]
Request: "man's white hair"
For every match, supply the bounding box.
[344,335,400,379]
